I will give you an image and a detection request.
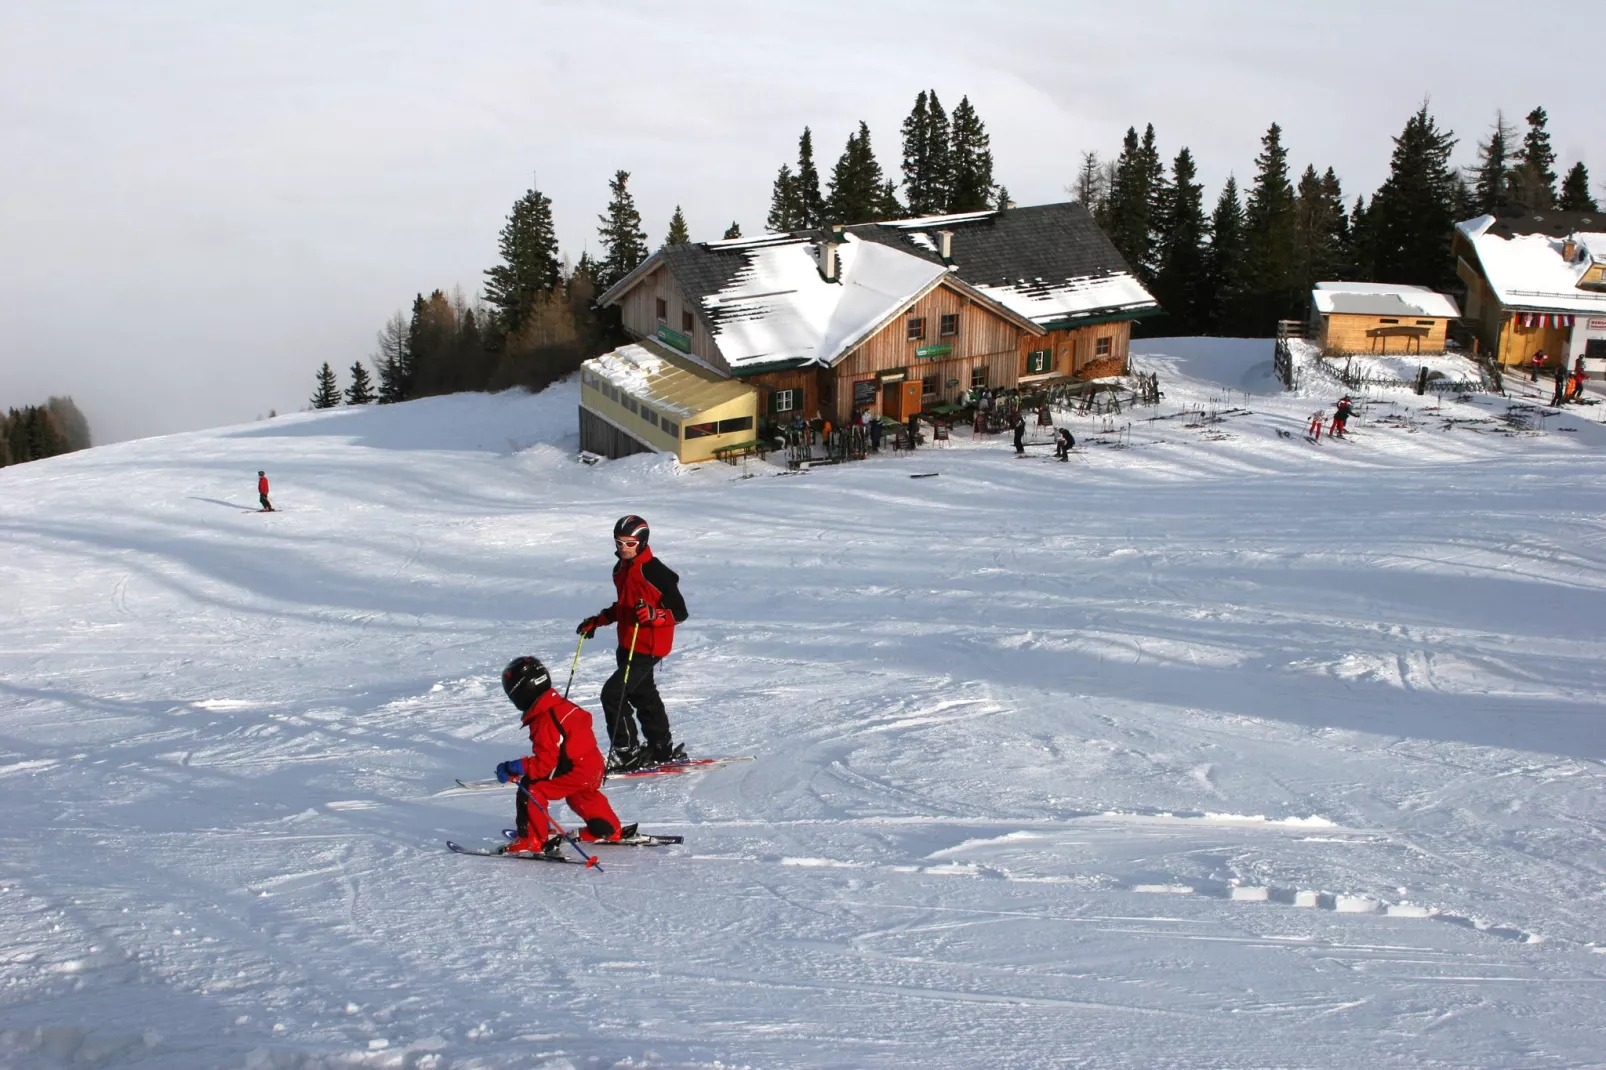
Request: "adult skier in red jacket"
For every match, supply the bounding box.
[257,471,274,512]
[576,515,689,771]
[494,656,627,856]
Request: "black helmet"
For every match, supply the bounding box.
[501,656,551,711]
[613,514,649,544]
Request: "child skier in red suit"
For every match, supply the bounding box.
[495,656,629,856]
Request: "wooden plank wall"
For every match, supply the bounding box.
[1320,314,1449,355]
[1498,316,1570,368]
[1023,321,1131,378]
[579,407,655,460]
[616,268,732,374]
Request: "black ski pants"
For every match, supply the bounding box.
[600,647,671,753]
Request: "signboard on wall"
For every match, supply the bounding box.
[853,379,877,405]
[914,343,953,360]
[876,367,908,384]
[655,325,691,353]
[1589,318,1606,331]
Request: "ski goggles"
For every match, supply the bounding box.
[613,537,641,550]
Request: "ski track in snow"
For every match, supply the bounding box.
[2,343,1606,1068]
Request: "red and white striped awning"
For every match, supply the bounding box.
[1518,312,1576,329]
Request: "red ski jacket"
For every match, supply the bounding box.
[520,689,605,783]
[593,545,688,657]
[258,475,270,495]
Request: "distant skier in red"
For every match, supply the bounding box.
[494,656,629,857]
[257,471,274,512]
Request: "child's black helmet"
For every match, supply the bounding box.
[613,515,649,544]
[501,656,552,711]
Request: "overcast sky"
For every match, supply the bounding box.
[2,0,1599,444]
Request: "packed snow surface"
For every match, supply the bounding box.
[3,338,1606,1068]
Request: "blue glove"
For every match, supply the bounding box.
[495,759,525,784]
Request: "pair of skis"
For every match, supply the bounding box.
[448,828,682,864]
[445,755,753,863]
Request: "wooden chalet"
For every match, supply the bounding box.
[1454,210,1606,371]
[1307,282,1460,356]
[585,202,1157,458]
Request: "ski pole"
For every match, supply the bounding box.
[515,782,602,871]
[563,630,587,699]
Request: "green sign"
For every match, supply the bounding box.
[656,324,691,353]
[946,378,960,387]
[914,343,952,360]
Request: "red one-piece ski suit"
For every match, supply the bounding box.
[514,689,621,844]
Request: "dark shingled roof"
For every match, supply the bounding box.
[847,202,1147,299]
[1484,209,1606,240]
[654,239,793,336]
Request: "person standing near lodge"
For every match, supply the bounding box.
[869,412,882,452]
[906,411,919,450]
[1551,360,1569,406]
[1530,349,1546,382]
[257,471,274,512]
[576,515,689,772]
[1054,426,1075,461]
[1012,412,1027,456]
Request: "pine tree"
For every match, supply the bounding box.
[1151,147,1208,334]
[995,185,1011,210]
[1103,126,1160,283]
[1073,151,1107,215]
[1240,122,1300,333]
[946,96,994,212]
[663,205,690,246]
[1202,177,1246,335]
[596,170,648,290]
[1368,104,1458,290]
[765,164,803,232]
[345,361,376,405]
[1469,112,1512,216]
[1293,164,1349,296]
[794,127,827,228]
[375,311,410,403]
[1508,106,1558,212]
[900,90,952,216]
[483,185,561,337]
[723,221,742,239]
[46,396,91,451]
[826,121,894,224]
[310,362,341,409]
[1349,195,1375,283]
[1560,162,1598,212]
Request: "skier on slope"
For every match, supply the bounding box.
[1012,412,1027,456]
[1331,396,1353,438]
[494,656,631,856]
[576,515,690,772]
[257,471,274,512]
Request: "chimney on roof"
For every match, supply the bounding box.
[937,229,954,265]
[1562,238,1578,261]
[818,225,845,282]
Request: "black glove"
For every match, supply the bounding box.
[634,603,668,625]
[577,615,600,637]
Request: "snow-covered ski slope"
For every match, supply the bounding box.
[3,338,1605,1069]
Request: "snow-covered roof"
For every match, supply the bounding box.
[971,272,1157,325]
[847,202,1159,327]
[584,343,752,418]
[1311,282,1460,319]
[1457,214,1606,315]
[697,233,951,370]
